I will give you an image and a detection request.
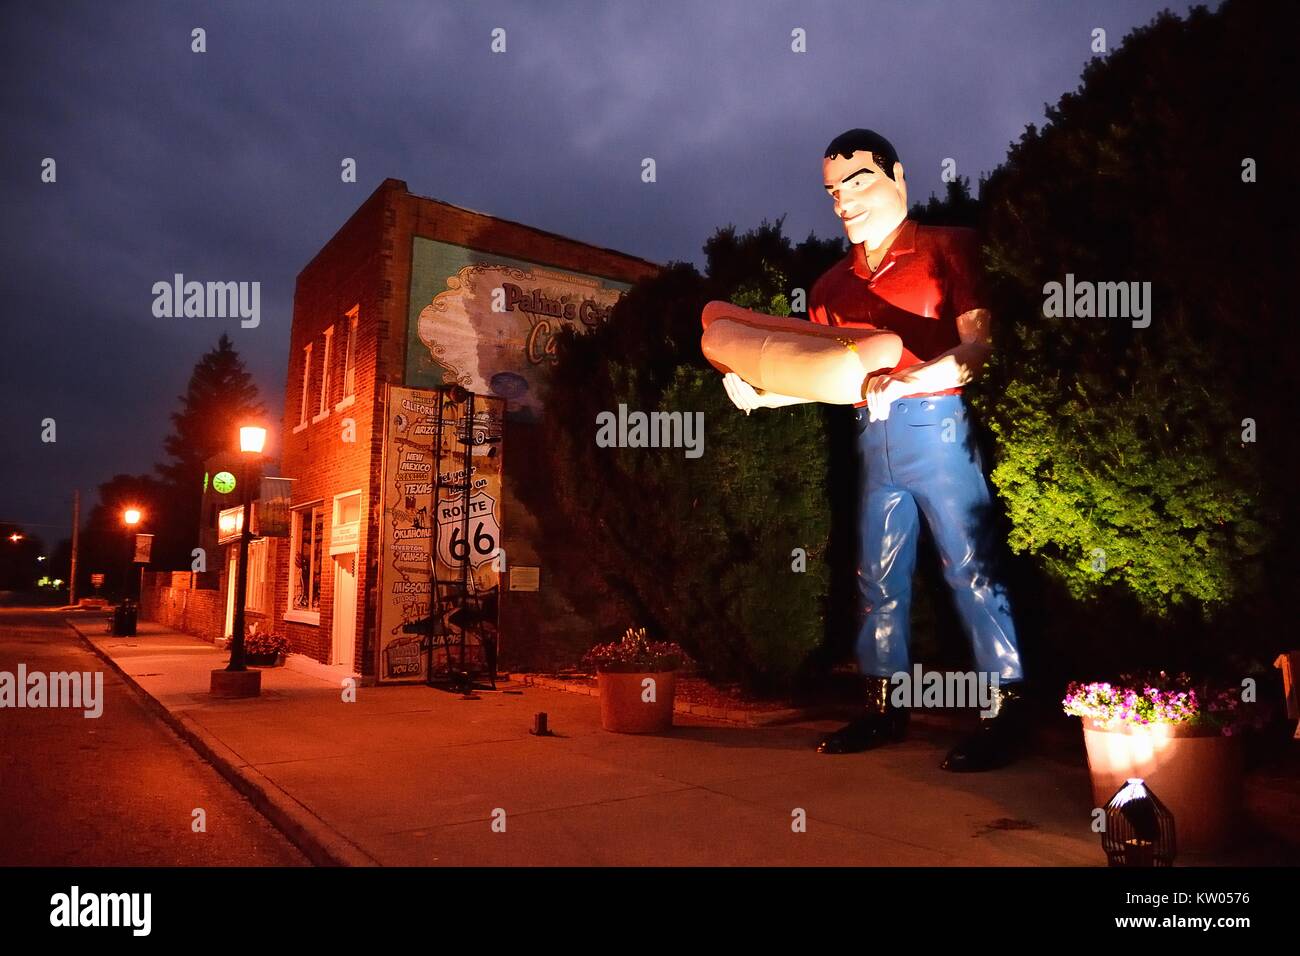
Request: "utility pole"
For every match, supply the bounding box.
[68,490,80,607]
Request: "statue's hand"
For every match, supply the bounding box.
[864,373,909,421]
[722,372,764,415]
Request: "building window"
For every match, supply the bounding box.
[245,537,269,613]
[338,306,359,409]
[288,504,324,622]
[296,343,313,431]
[315,325,334,422]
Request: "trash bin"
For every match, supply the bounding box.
[112,599,138,636]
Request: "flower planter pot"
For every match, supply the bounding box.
[1081,722,1243,852]
[245,652,283,667]
[597,670,676,733]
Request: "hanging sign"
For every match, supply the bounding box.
[330,520,360,555]
[256,477,294,538]
[217,506,244,545]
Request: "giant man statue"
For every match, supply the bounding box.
[710,129,1025,772]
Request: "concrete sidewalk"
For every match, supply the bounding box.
[61,615,1284,866]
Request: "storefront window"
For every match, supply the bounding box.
[311,508,324,609]
[289,504,325,619]
[245,537,269,613]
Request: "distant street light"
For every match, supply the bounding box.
[228,425,268,672]
[8,533,22,543]
[113,507,144,635]
[122,507,143,598]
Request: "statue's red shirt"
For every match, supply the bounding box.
[808,219,985,400]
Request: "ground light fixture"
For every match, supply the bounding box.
[1101,778,1176,866]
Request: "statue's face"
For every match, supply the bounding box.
[823,149,908,248]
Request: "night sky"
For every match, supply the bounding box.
[0,0,1209,540]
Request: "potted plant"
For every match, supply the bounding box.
[243,623,290,667]
[1063,673,1263,852]
[583,627,687,733]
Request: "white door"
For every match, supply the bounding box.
[224,549,237,638]
[332,553,358,671]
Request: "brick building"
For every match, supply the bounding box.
[150,180,658,682]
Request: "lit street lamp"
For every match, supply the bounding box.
[227,425,267,673]
[113,506,143,636]
[123,508,142,598]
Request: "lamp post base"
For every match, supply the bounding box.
[209,668,261,699]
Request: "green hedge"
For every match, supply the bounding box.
[542,228,844,690]
[970,0,1292,672]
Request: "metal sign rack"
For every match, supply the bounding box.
[426,386,497,693]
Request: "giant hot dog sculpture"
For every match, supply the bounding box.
[700,300,902,405]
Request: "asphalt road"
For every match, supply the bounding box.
[0,607,307,866]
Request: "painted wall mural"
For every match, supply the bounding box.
[375,385,505,684]
[405,237,632,421]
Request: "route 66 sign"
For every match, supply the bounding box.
[435,489,499,570]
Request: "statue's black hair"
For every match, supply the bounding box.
[824,129,900,181]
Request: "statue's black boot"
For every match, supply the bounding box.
[816,676,908,754]
[941,684,1026,772]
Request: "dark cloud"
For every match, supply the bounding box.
[0,0,1210,537]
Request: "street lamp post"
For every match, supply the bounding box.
[226,426,266,673]
[114,507,142,636]
[124,508,143,597]
[123,508,141,597]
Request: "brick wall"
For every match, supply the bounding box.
[271,179,660,676]
[139,571,225,642]
[267,181,391,671]
[386,183,659,671]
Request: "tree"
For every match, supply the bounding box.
[78,473,169,599]
[973,0,1296,675]
[154,334,264,567]
[909,175,982,227]
[541,223,847,691]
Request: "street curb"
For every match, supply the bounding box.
[65,617,379,867]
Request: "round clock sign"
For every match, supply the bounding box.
[212,471,237,494]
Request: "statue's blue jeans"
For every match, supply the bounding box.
[854,394,1024,683]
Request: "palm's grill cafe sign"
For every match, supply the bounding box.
[405,237,631,422]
